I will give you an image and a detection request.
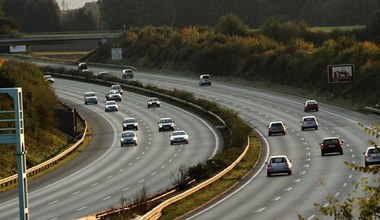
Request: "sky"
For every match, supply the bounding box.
[59,0,95,10]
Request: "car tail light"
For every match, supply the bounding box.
[284,162,289,167]
[267,163,272,169]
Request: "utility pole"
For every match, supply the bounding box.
[0,88,29,220]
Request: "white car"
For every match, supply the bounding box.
[120,131,137,146]
[122,117,138,131]
[170,130,189,145]
[44,75,54,83]
[105,101,118,112]
[147,97,160,108]
[84,92,98,104]
[300,116,318,130]
[199,74,211,86]
[158,117,176,132]
[266,155,292,177]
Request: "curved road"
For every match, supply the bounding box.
[0,78,220,219]
[127,69,380,219]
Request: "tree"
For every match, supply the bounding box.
[2,0,60,32]
[0,9,19,34]
[215,13,249,37]
[61,8,96,31]
[367,10,380,42]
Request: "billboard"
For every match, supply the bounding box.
[327,64,354,83]
[10,45,27,53]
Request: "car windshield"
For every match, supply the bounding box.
[270,157,286,163]
[106,101,116,105]
[368,148,379,154]
[160,119,172,123]
[122,132,134,137]
[111,85,121,90]
[85,93,95,97]
[304,117,315,122]
[202,75,210,79]
[173,131,185,136]
[149,98,158,101]
[324,139,338,145]
[124,119,136,123]
[271,123,282,127]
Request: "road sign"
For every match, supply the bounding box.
[111,48,122,60]
[327,64,354,83]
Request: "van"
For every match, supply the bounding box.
[199,74,211,86]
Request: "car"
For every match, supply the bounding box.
[158,117,176,132]
[122,117,138,131]
[320,137,344,156]
[44,74,54,83]
[266,155,292,177]
[78,62,88,70]
[111,84,123,95]
[268,121,286,136]
[363,146,380,167]
[122,68,134,79]
[105,90,122,101]
[199,74,211,86]
[170,130,189,145]
[104,100,118,112]
[120,131,137,146]
[300,116,318,131]
[147,97,160,108]
[304,100,319,112]
[84,92,98,105]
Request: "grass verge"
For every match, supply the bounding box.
[158,135,260,219]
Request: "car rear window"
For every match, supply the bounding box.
[271,123,282,127]
[324,139,338,145]
[270,157,286,163]
[304,118,315,122]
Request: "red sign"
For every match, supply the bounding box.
[327,64,354,83]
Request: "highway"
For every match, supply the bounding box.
[0,78,220,219]
[1,63,379,219]
[127,70,380,219]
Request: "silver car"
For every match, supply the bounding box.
[105,101,118,112]
[158,117,176,132]
[111,84,123,95]
[266,155,292,177]
[120,131,137,146]
[363,146,380,167]
[300,116,318,131]
[170,130,189,145]
[105,90,122,101]
[84,92,98,105]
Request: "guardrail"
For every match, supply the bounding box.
[365,106,380,114]
[140,137,252,220]
[0,109,87,189]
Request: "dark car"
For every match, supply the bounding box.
[304,100,319,112]
[268,121,286,136]
[122,117,138,131]
[320,137,344,156]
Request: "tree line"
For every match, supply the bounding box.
[1,0,380,33]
